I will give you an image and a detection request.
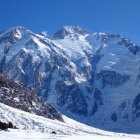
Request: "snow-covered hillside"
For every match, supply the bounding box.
[0,102,140,140]
[1,26,140,132]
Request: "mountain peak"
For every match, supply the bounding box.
[8,26,33,35]
[10,25,26,30]
[39,31,48,37]
[53,26,88,39]
[0,26,34,43]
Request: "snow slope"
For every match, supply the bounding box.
[0,102,140,140]
[1,130,140,140]
[0,102,99,135]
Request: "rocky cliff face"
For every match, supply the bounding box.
[0,26,140,132]
[0,71,63,121]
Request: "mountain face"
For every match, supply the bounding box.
[0,71,63,121]
[0,26,140,132]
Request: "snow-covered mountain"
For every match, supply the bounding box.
[0,25,140,132]
[0,71,63,121]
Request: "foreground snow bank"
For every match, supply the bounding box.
[0,130,140,140]
[0,102,140,139]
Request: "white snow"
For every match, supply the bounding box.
[13,97,20,102]
[0,103,140,140]
[52,35,92,61]
[0,130,140,140]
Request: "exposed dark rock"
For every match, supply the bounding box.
[111,113,117,122]
[51,131,56,134]
[66,87,88,116]
[0,121,17,130]
[0,71,63,122]
[91,102,98,116]
[97,70,130,88]
[8,122,14,128]
[132,94,140,120]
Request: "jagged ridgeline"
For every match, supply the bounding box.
[0,71,63,122]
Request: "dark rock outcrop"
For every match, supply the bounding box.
[0,71,63,121]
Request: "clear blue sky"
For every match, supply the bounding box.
[0,0,140,44]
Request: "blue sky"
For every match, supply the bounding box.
[0,0,140,44]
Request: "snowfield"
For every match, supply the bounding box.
[0,103,140,140]
[0,130,140,140]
